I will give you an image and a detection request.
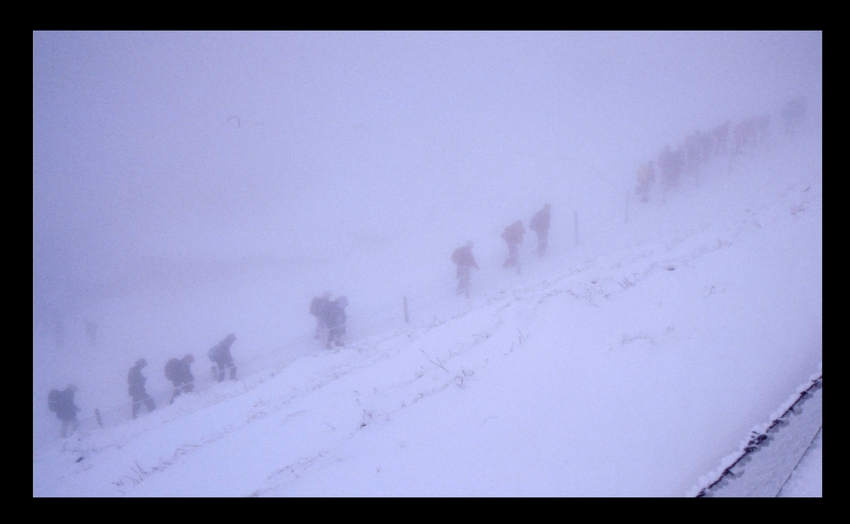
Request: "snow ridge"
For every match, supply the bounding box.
[692,370,823,497]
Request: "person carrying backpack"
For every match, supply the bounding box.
[48,385,80,438]
[501,220,525,269]
[165,354,195,403]
[529,204,551,255]
[128,358,156,419]
[452,241,479,298]
[208,334,237,382]
[310,292,332,339]
[324,297,348,349]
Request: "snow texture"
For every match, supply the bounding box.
[33,32,822,497]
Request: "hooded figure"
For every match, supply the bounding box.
[310,292,332,339]
[501,220,525,268]
[128,358,156,419]
[529,204,551,255]
[451,241,479,298]
[208,334,237,382]
[165,354,195,403]
[48,385,80,438]
[325,297,348,348]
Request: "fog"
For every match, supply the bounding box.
[33,32,823,494]
[33,31,821,401]
[33,31,820,305]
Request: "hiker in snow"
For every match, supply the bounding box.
[734,117,758,155]
[208,334,237,382]
[165,354,195,403]
[635,161,655,203]
[698,128,714,164]
[781,96,807,135]
[128,358,156,419]
[452,241,479,298]
[685,131,703,178]
[310,292,332,339]
[657,144,684,191]
[324,296,348,348]
[501,220,525,268]
[529,204,551,255]
[48,385,80,438]
[712,120,731,156]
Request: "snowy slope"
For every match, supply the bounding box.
[779,427,822,497]
[33,128,821,497]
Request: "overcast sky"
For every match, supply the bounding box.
[33,31,822,318]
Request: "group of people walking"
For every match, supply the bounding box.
[48,333,240,436]
[48,293,349,439]
[635,97,808,203]
[48,200,552,437]
[452,203,551,297]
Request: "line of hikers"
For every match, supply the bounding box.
[47,204,550,436]
[635,97,808,203]
[49,295,350,438]
[452,203,551,298]
[48,334,240,436]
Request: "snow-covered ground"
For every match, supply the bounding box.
[33,126,821,496]
[34,32,821,496]
[779,428,822,497]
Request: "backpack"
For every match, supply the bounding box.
[165,358,180,381]
[48,389,61,412]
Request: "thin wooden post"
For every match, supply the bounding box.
[403,296,409,324]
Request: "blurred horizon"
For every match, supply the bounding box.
[33,31,822,324]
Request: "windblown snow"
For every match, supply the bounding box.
[33,124,821,496]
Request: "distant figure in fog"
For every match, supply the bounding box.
[734,117,758,155]
[208,334,237,382]
[128,358,156,419]
[452,241,479,298]
[48,385,80,438]
[635,161,655,203]
[657,145,676,190]
[310,292,332,340]
[165,354,195,403]
[782,96,807,135]
[713,121,730,156]
[685,132,702,178]
[325,296,348,349]
[501,220,525,269]
[529,204,551,255]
